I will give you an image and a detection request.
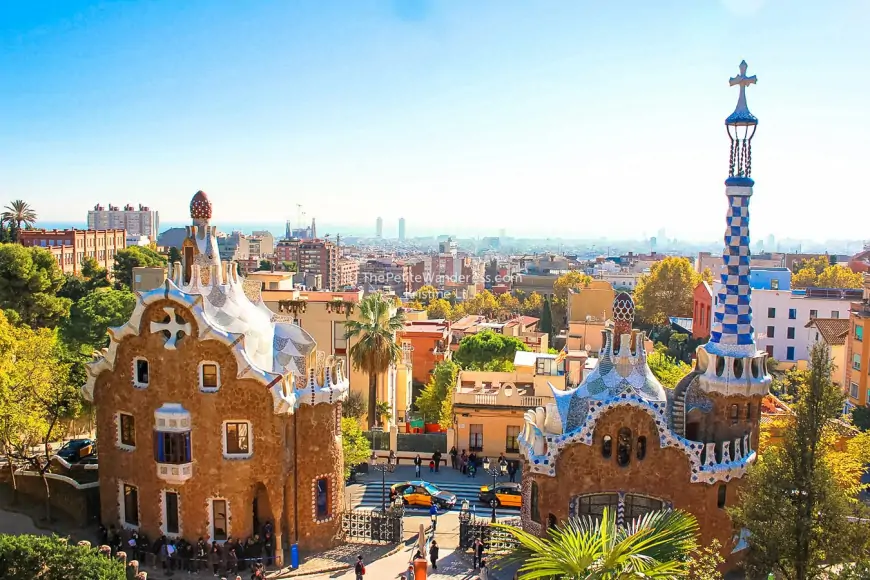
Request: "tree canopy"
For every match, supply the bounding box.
[0,534,126,580]
[340,417,372,479]
[112,246,167,290]
[453,329,529,370]
[463,290,499,318]
[730,342,870,579]
[635,256,702,326]
[61,288,136,352]
[257,259,272,271]
[521,291,544,317]
[415,360,459,426]
[648,347,693,389]
[0,200,37,242]
[167,246,182,264]
[791,256,862,289]
[549,271,593,331]
[0,244,70,328]
[426,298,452,320]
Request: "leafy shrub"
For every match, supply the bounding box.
[0,534,125,580]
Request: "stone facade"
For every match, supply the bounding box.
[84,191,348,561]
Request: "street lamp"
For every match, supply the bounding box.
[371,455,396,512]
[482,458,507,523]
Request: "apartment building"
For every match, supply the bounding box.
[275,239,340,290]
[88,203,159,240]
[19,228,127,276]
[844,275,870,407]
[398,319,451,387]
[358,259,412,294]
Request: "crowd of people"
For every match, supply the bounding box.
[100,521,275,577]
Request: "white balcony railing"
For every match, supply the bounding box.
[157,462,193,484]
[473,394,497,405]
[520,396,545,408]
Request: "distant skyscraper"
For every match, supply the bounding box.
[498,228,506,239]
[398,217,406,241]
[376,217,383,239]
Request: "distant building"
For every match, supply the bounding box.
[157,227,188,249]
[275,238,340,290]
[217,231,250,262]
[19,228,127,276]
[285,218,316,241]
[692,282,714,340]
[376,217,383,239]
[131,266,166,292]
[249,231,275,256]
[88,203,159,240]
[126,234,151,247]
[805,318,850,388]
[398,217,406,241]
[358,259,411,295]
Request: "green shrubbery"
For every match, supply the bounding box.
[0,534,125,580]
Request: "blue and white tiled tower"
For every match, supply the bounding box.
[696,61,771,397]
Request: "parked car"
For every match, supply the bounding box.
[390,480,457,509]
[57,439,95,462]
[478,482,522,508]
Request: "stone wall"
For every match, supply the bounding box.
[4,474,99,526]
[528,405,742,569]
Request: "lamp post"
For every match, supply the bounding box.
[482,458,507,523]
[371,456,396,513]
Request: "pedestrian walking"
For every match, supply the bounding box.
[414,454,422,478]
[449,446,458,469]
[429,459,435,473]
[433,450,442,473]
[354,555,366,579]
[429,503,438,531]
[429,540,439,571]
[472,537,485,569]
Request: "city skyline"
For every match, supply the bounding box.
[2,1,868,241]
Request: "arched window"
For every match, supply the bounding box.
[602,435,612,459]
[730,404,739,425]
[617,428,632,466]
[636,436,647,460]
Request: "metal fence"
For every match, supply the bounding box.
[397,432,447,454]
[363,430,391,451]
[458,514,521,552]
[342,507,404,544]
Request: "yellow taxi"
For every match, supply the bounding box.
[390,481,457,510]
[478,482,522,508]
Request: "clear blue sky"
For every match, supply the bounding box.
[1,0,867,241]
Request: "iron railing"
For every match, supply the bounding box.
[341,507,404,544]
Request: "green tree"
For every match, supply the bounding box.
[463,290,499,318]
[340,417,372,480]
[61,288,136,352]
[540,297,553,338]
[416,285,439,306]
[257,259,272,271]
[415,360,460,425]
[345,293,406,428]
[281,260,297,272]
[635,256,701,326]
[168,246,183,264]
[342,390,367,420]
[0,200,37,242]
[453,329,529,370]
[0,244,70,328]
[686,539,724,580]
[112,246,167,290]
[494,507,699,579]
[58,258,111,303]
[0,534,126,580]
[0,315,80,520]
[730,342,870,580]
[851,406,870,431]
[648,348,693,389]
[522,291,544,317]
[497,292,521,320]
[426,298,452,320]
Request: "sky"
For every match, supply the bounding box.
[1,0,868,241]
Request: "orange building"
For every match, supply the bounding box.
[692,281,713,340]
[398,319,451,386]
[19,228,127,276]
[844,274,870,407]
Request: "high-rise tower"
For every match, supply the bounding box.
[375,217,383,239]
[398,217,406,241]
[696,61,770,396]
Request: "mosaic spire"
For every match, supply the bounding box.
[708,61,759,357]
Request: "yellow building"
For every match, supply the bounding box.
[452,354,568,460]
[805,318,849,389]
[567,280,615,323]
[260,289,400,426]
[845,274,870,407]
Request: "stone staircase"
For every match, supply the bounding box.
[671,371,700,437]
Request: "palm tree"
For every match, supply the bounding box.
[1,200,37,241]
[345,293,405,429]
[494,507,699,579]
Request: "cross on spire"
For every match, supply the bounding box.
[728,60,757,120]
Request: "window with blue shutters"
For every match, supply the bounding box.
[154,431,191,464]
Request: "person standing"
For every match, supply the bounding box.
[432,450,442,473]
[429,540,439,571]
[406,563,415,580]
[472,537,485,569]
[413,454,422,478]
[449,446,458,469]
[507,461,518,483]
[354,555,366,579]
[429,503,438,531]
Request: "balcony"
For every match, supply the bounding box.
[455,370,562,409]
[851,301,870,317]
[157,462,193,484]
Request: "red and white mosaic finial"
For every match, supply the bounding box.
[190,190,212,220]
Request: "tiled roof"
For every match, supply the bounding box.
[804,318,850,345]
